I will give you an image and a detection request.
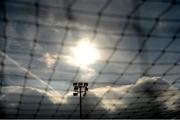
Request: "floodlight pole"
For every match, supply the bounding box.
[73,82,88,119]
[79,85,82,119]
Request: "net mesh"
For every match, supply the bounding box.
[0,0,180,118]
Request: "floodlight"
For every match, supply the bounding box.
[73,82,78,86]
[72,82,89,118]
[84,83,88,87]
[83,92,86,96]
[78,82,83,86]
[73,92,78,96]
[85,87,88,91]
[74,86,78,91]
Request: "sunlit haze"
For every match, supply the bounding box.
[72,40,100,66]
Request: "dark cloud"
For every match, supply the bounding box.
[0,77,179,118]
[113,77,180,118]
[0,86,58,118]
[0,85,106,118]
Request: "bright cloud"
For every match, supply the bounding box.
[1,77,179,118]
[43,53,57,68]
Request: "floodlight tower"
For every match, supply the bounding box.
[73,82,88,119]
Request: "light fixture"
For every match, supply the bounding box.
[78,82,83,86]
[73,92,78,96]
[85,87,88,91]
[73,82,78,86]
[84,82,88,87]
[73,82,89,118]
[83,92,86,96]
[74,86,78,92]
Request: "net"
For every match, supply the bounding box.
[0,0,180,118]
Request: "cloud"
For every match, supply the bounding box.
[0,86,67,118]
[1,86,64,104]
[43,52,97,82]
[88,77,180,118]
[0,85,106,118]
[43,52,57,68]
[131,77,180,111]
[0,77,179,118]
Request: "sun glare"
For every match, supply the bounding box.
[72,40,99,66]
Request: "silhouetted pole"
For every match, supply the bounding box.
[79,86,82,119]
[73,82,88,119]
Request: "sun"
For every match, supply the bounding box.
[72,40,99,66]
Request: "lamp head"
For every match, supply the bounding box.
[83,92,86,96]
[84,82,88,87]
[73,82,78,86]
[73,92,78,96]
[74,86,78,91]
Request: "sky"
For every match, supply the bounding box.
[0,0,180,118]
